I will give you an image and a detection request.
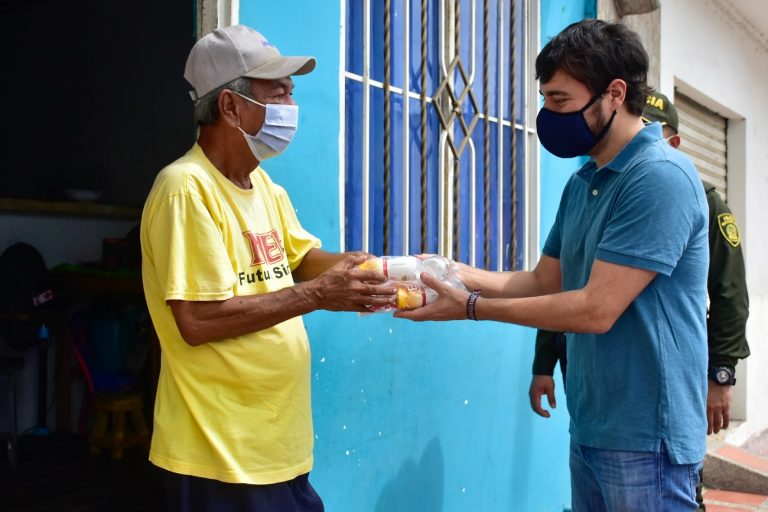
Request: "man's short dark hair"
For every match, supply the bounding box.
[535,19,652,116]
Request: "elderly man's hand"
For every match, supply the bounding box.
[707,381,733,435]
[308,254,397,312]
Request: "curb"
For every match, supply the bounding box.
[704,444,768,496]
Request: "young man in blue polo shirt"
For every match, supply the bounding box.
[397,19,708,511]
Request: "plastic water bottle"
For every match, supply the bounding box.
[358,255,451,282]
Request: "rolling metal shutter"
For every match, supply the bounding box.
[676,93,728,201]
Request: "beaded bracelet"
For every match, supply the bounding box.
[466,290,481,321]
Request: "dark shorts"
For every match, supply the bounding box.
[161,469,324,512]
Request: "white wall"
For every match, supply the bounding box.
[0,215,137,268]
[659,0,768,442]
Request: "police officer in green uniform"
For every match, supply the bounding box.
[529,92,750,512]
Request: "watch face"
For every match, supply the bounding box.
[716,369,730,384]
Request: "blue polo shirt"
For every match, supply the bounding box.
[543,122,709,464]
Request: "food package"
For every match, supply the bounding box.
[357,255,452,282]
[396,282,439,309]
[357,255,463,312]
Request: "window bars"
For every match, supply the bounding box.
[344,0,525,270]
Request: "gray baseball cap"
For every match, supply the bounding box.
[184,25,316,100]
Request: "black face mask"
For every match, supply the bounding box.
[536,91,617,158]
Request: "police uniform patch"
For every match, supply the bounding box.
[718,213,741,248]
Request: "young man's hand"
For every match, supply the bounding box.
[393,272,470,321]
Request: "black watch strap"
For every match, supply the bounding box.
[708,366,736,385]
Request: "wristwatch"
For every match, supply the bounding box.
[708,366,736,386]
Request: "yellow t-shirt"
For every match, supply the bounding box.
[140,144,321,484]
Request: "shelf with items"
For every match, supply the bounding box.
[0,198,142,219]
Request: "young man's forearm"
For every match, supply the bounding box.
[458,255,561,299]
[474,289,614,333]
[475,260,657,333]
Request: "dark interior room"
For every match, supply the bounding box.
[0,0,195,510]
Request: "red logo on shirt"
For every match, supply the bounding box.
[243,229,285,266]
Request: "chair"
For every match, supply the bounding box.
[0,355,24,469]
[70,314,150,460]
[89,393,150,460]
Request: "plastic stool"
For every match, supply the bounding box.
[89,392,150,460]
[0,356,24,469]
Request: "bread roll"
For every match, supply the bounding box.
[358,256,422,281]
[396,283,438,310]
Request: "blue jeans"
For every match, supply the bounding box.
[570,439,701,512]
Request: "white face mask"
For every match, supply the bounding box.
[234,91,299,161]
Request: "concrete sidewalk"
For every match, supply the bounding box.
[703,426,768,510]
[703,488,768,511]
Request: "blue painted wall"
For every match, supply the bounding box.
[237,3,344,246]
[240,1,590,510]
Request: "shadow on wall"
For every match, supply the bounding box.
[375,437,444,512]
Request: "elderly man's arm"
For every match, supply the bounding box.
[291,248,368,282]
[170,253,395,346]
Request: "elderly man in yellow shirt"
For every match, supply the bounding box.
[140,25,395,512]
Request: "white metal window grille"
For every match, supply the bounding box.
[341,0,537,270]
